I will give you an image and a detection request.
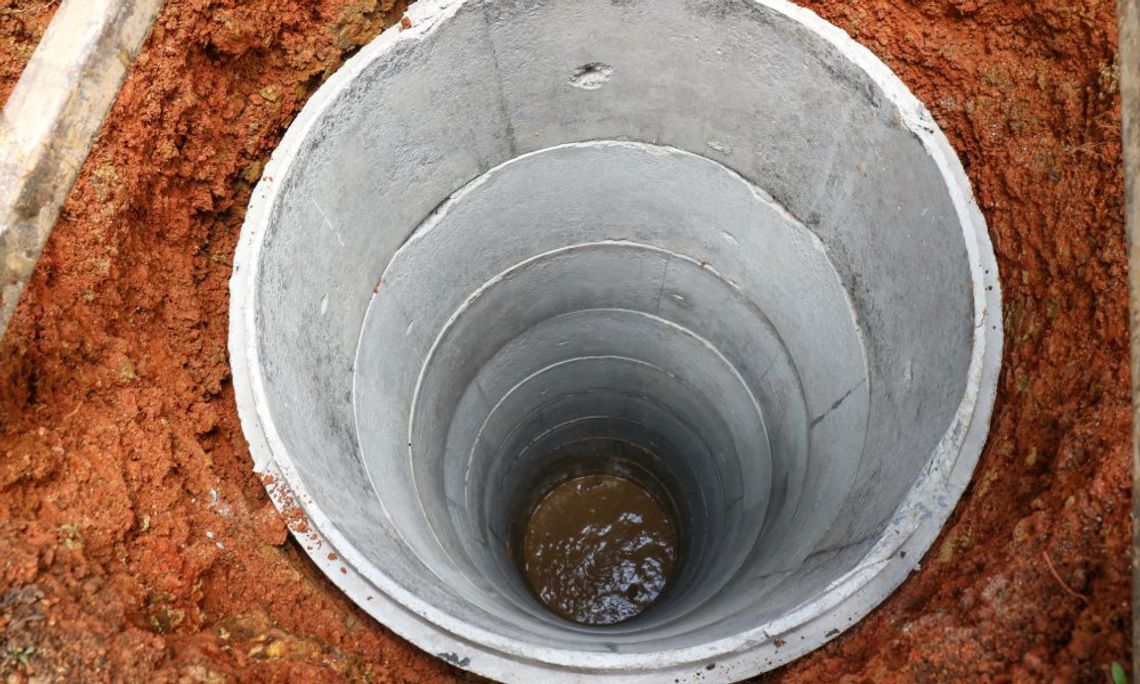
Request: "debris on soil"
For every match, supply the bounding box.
[0,0,1130,681]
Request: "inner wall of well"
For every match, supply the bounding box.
[252,0,975,653]
[355,141,867,638]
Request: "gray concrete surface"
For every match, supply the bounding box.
[229,0,1003,681]
[1119,0,1139,672]
[0,0,162,339]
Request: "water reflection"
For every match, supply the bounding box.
[522,474,676,625]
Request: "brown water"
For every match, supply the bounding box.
[521,474,677,625]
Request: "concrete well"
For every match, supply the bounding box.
[229,0,1002,680]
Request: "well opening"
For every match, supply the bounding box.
[229,0,1002,680]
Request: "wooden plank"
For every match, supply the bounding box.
[0,0,163,338]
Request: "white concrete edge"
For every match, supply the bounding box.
[1118,0,1139,675]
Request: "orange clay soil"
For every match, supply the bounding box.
[0,0,1130,682]
[0,1,55,106]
